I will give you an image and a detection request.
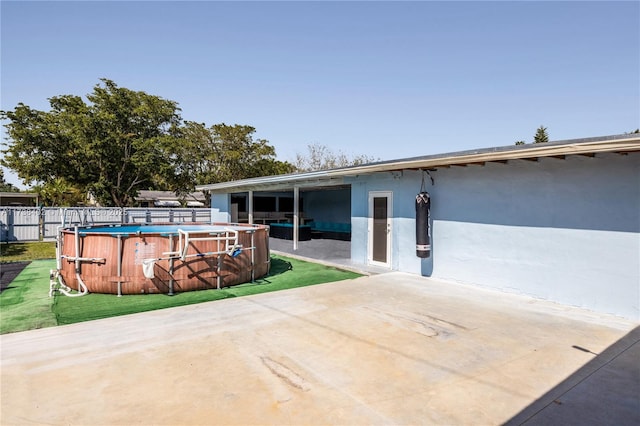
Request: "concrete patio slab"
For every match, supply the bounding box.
[1,272,637,425]
[269,237,390,275]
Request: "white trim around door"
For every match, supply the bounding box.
[368,191,392,268]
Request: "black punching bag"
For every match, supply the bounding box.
[415,192,431,258]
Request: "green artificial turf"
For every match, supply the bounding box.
[0,255,361,333]
[0,260,58,334]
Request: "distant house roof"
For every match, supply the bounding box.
[197,134,640,193]
[135,191,206,207]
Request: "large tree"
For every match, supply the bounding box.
[212,123,295,181]
[2,79,183,206]
[168,122,295,186]
[3,80,297,206]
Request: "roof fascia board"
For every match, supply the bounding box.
[204,177,347,194]
[197,136,640,193]
[336,137,640,175]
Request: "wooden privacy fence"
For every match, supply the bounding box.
[0,207,212,243]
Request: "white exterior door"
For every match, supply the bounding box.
[368,191,392,268]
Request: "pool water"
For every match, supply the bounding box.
[78,224,254,235]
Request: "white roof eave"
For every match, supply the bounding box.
[196,135,640,194]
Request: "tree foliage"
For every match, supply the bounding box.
[1,79,181,206]
[1,79,292,206]
[294,143,378,172]
[533,125,549,143]
[168,122,295,188]
[514,125,549,145]
[210,124,295,182]
[34,178,86,207]
[0,169,20,192]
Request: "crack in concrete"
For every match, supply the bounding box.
[362,306,456,339]
[416,313,471,331]
[260,356,311,392]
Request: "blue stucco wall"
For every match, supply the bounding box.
[210,193,231,222]
[349,171,428,274]
[348,153,640,320]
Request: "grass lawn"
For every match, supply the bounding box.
[1,252,361,334]
[1,241,57,262]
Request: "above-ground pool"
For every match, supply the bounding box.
[55,223,270,295]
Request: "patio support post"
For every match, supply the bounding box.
[248,190,254,224]
[293,186,299,250]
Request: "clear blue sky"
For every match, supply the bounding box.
[2,1,639,188]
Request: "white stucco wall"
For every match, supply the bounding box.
[349,153,640,320]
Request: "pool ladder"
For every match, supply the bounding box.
[168,228,241,261]
[156,228,256,290]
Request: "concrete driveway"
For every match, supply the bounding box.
[1,272,638,425]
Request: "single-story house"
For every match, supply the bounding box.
[135,190,206,208]
[0,192,39,207]
[197,134,640,320]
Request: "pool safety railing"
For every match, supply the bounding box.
[176,228,241,261]
[141,227,257,291]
